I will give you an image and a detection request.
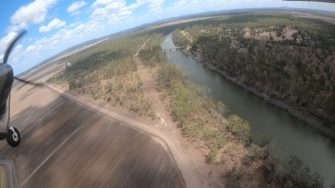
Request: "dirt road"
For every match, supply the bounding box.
[0,61,185,187]
[133,40,205,188]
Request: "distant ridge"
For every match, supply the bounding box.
[23,7,335,77]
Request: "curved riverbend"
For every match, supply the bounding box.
[162,33,335,187]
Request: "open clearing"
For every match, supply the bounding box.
[0,61,185,188]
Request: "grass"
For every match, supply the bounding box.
[48,12,326,186]
[138,33,166,67]
[154,13,325,186]
[156,62,253,164]
[48,33,155,118]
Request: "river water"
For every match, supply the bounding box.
[161,33,335,187]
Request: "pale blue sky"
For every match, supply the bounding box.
[1,0,335,74]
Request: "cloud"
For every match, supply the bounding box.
[91,0,130,22]
[92,0,123,8]
[9,0,57,31]
[137,0,165,13]
[172,0,188,9]
[10,19,105,72]
[25,44,38,53]
[0,32,17,47]
[7,0,335,75]
[39,18,66,33]
[5,0,166,67]
[0,32,25,67]
[90,0,165,23]
[67,1,87,13]
[0,32,18,62]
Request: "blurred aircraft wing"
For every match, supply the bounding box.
[285,0,335,3]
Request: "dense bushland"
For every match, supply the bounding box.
[138,33,166,67]
[172,14,335,129]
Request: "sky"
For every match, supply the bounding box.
[1,0,335,75]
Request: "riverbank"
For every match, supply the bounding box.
[208,63,334,138]
[164,32,334,187]
[180,48,335,140]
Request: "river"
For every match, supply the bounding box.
[161,33,335,187]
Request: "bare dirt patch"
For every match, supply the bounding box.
[134,40,225,188]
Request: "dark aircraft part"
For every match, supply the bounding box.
[0,30,42,147]
[0,31,26,148]
[0,31,24,117]
[14,76,44,87]
[3,31,26,64]
[1,30,43,87]
[285,0,335,2]
[6,126,20,147]
[0,30,42,108]
[0,64,13,112]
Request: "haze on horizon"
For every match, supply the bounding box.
[1,0,335,75]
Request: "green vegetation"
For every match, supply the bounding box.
[138,33,166,67]
[48,34,155,118]
[172,29,188,47]
[223,135,324,188]
[48,12,328,187]
[144,19,325,186]
[227,148,324,188]
[279,156,324,188]
[227,115,251,143]
[164,13,328,187]
[156,58,324,187]
[156,62,254,163]
[172,13,335,129]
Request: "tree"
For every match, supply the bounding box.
[228,115,251,143]
[318,75,326,89]
[277,156,324,188]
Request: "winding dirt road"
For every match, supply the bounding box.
[0,38,208,187]
[0,61,186,187]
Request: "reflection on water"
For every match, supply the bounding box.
[162,33,335,187]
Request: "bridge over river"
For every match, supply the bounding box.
[163,47,185,53]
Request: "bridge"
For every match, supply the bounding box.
[163,47,185,53]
